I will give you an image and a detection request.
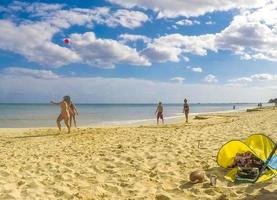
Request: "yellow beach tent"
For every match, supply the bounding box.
[217,134,277,183]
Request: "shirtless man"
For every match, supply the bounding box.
[183,98,189,123]
[51,96,71,133]
[155,102,164,125]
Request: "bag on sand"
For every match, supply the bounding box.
[217,134,277,183]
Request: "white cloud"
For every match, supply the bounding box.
[2,1,277,68]
[170,25,177,30]
[108,0,268,18]
[0,2,151,68]
[105,9,148,29]
[170,77,185,84]
[35,7,148,29]
[228,73,277,86]
[3,67,59,79]
[0,17,150,68]
[214,2,277,62]
[251,73,277,81]
[40,7,108,29]
[141,44,182,63]
[0,74,276,103]
[99,1,277,64]
[141,33,216,63]
[118,34,151,44]
[191,67,203,73]
[6,1,29,12]
[240,53,252,60]
[204,74,218,83]
[139,1,277,63]
[25,2,65,16]
[182,56,190,62]
[0,20,81,67]
[176,19,200,26]
[69,32,150,68]
[228,77,253,84]
[3,2,149,29]
[48,8,148,29]
[206,21,215,25]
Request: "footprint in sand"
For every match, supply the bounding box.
[204,188,217,196]
[0,170,9,177]
[119,181,129,188]
[217,194,228,200]
[155,194,171,200]
[103,183,120,194]
[17,180,25,187]
[53,188,66,198]
[0,193,15,200]
[25,181,38,189]
[103,167,116,174]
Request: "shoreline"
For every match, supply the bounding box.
[0,106,272,139]
[0,104,261,129]
[0,106,272,134]
[88,107,251,128]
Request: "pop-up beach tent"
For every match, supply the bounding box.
[217,134,277,183]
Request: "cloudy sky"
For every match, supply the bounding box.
[0,0,277,103]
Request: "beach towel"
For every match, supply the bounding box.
[217,134,277,183]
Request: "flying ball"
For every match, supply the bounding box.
[63,38,70,44]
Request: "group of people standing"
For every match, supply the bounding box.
[52,96,189,132]
[155,98,189,125]
[51,96,78,133]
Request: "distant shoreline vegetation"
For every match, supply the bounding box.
[268,98,277,103]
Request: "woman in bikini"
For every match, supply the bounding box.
[51,96,71,133]
[68,100,78,128]
[183,98,189,123]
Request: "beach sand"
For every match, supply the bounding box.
[0,107,276,199]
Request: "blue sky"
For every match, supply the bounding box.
[0,0,276,103]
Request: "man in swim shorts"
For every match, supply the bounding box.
[155,102,164,125]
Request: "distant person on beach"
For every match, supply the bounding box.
[51,96,71,133]
[233,105,236,110]
[155,102,164,125]
[183,98,189,123]
[68,100,78,128]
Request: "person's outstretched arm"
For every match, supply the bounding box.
[73,104,79,115]
[50,101,60,105]
[155,107,158,115]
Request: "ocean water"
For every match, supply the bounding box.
[0,103,260,128]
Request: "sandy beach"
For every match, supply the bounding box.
[0,107,276,200]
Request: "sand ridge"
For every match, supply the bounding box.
[0,107,276,199]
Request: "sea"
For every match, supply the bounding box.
[0,103,265,128]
